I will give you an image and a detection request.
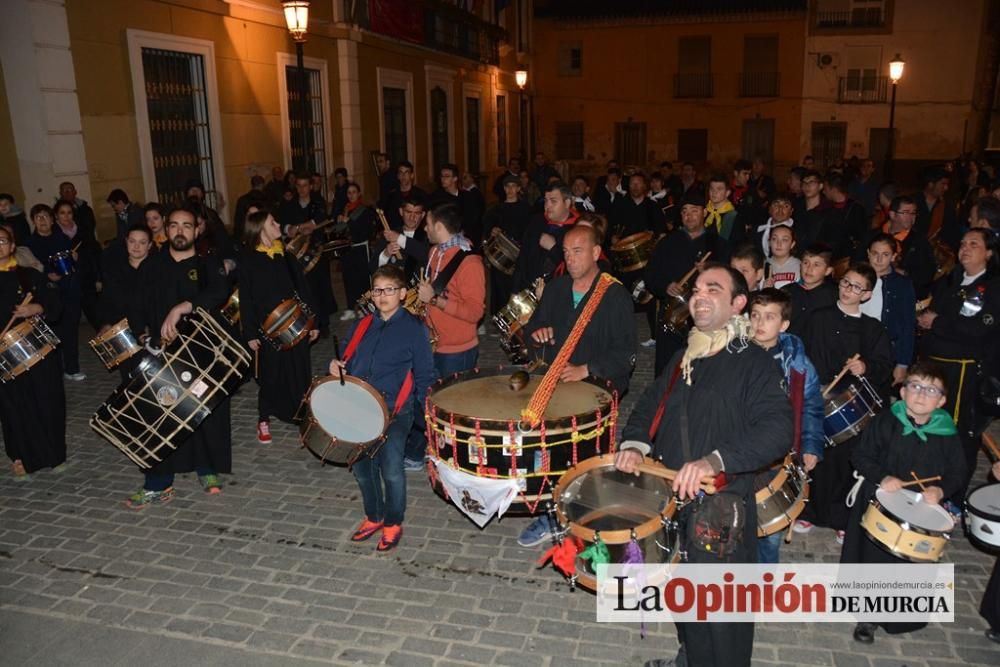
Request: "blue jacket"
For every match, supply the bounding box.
[878,267,916,368]
[341,308,437,413]
[777,332,825,460]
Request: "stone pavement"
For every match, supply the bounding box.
[1,309,999,667]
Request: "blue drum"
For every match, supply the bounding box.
[822,376,883,446]
[49,250,76,276]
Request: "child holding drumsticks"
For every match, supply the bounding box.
[328,265,436,552]
[841,362,966,644]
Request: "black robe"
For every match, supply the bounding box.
[792,196,828,250]
[239,249,315,423]
[523,272,636,396]
[278,196,336,322]
[841,409,966,634]
[340,204,376,308]
[782,281,838,338]
[0,266,66,473]
[98,245,150,380]
[512,214,576,293]
[368,227,429,285]
[609,196,666,238]
[132,251,233,476]
[801,304,893,529]
[818,199,869,261]
[621,343,792,667]
[483,201,532,315]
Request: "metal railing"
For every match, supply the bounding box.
[837,76,889,103]
[673,72,714,98]
[815,9,885,29]
[738,71,780,97]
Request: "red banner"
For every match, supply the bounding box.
[369,0,424,45]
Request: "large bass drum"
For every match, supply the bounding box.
[90,308,250,469]
[425,367,617,513]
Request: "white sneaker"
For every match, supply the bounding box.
[64,372,86,381]
[792,520,814,534]
[477,324,486,335]
[339,310,356,321]
[640,338,656,348]
[836,530,845,545]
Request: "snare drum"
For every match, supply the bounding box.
[861,487,954,562]
[260,297,315,350]
[554,453,679,591]
[88,318,141,370]
[49,250,76,277]
[493,288,538,364]
[611,231,656,273]
[659,295,691,338]
[221,288,240,327]
[484,229,520,276]
[298,375,389,466]
[965,483,1000,552]
[823,376,883,446]
[754,454,810,536]
[425,368,617,512]
[90,308,250,469]
[0,317,60,382]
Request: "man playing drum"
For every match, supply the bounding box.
[124,204,232,508]
[842,362,965,643]
[328,265,436,552]
[516,224,637,547]
[615,263,793,667]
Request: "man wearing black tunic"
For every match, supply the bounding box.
[512,183,580,293]
[483,175,532,315]
[0,225,66,478]
[126,204,232,507]
[370,198,430,284]
[615,264,793,667]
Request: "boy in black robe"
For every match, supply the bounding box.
[782,243,837,337]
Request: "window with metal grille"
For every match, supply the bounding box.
[615,122,646,167]
[140,47,218,208]
[555,121,584,160]
[383,87,409,165]
[677,128,708,163]
[285,66,327,186]
[496,94,508,167]
[559,41,582,77]
[466,96,481,174]
[431,87,450,175]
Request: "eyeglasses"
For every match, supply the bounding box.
[904,381,944,398]
[838,278,867,294]
[371,287,400,296]
[0,239,10,246]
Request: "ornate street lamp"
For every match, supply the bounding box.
[283,1,311,171]
[886,54,904,180]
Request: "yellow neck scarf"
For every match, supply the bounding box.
[705,200,735,232]
[257,239,284,259]
[681,315,750,384]
[0,256,17,272]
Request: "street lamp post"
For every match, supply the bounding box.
[516,68,528,162]
[885,53,905,181]
[283,1,311,172]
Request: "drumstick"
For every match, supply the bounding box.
[71,241,82,253]
[375,208,403,260]
[635,462,717,494]
[677,252,713,290]
[332,335,345,386]
[0,293,32,339]
[821,354,861,398]
[982,432,1000,462]
[901,474,942,489]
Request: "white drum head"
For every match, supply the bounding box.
[309,377,388,444]
[968,484,1000,519]
[876,487,954,532]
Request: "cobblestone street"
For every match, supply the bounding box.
[1,311,998,667]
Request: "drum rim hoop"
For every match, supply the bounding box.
[967,483,1000,522]
[869,492,954,535]
[306,374,390,446]
[612,230,655,249]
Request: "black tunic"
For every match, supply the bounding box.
[483,201,532,315]
[133,251,233,476]
[523,272,637,396]
[609,196,666,238]
[783,281,838,338]
[512,214,576,293]
[0,266,66,472]
[238,249,315,423]
[368,227,430,284]
[278,196,336,320]
[818,199,869,260]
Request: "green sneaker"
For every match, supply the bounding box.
[125,487,175,509]
[199,474,222,494]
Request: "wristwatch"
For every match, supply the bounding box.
[430,295,439,307]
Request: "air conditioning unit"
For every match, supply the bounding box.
[817,52,840,69]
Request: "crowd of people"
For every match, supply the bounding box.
[1,147,999,666]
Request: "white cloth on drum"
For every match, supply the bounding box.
[431,457,520,528]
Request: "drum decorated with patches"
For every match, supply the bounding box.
[425,367,617,513]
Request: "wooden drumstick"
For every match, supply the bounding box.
[982,432,1000,462]
[332,335,345,386]
[635,462,717,494]
[901,474,942,490]
[677,252,713,290]
[71,241,82,253]
[375,208,403,260]
[0,293,33,339]
[822,353,861,398]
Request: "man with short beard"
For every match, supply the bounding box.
[125,204,233,508]
[512,183,579,292]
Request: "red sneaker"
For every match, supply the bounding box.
[257,420,272,444]
[376,525,402,552]
[351,518,384,542]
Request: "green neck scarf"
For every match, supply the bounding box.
[890,400,957,442]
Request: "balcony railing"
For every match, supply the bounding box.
[343,0,506,65]
[673,73,714,99]
[837,76,889,104]
[815,9,886,29]
[739,71,780,97]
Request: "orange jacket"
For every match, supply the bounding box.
[425,245,486,353]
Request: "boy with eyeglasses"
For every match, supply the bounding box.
[842,362,965,645]
[328,265,436,552]
[796,263,893,542]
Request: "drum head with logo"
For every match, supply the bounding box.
[875,487,953,532]
[308,376,389,445]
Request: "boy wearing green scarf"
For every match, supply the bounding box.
[842,362,966,644]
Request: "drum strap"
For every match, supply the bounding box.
[430,250,472,296]
[342,313,414,416]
